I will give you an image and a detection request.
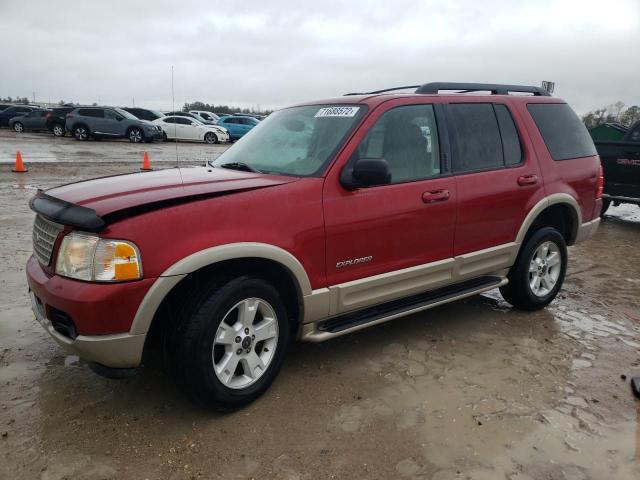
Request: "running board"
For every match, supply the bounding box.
[302,276,507,342]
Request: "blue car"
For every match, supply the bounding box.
[217,115,259,140]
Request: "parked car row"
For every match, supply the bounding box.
[0,103,262,143]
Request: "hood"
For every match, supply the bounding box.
[36,167,297,227]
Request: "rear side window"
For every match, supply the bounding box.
[494,105,522,165]
[448,104,504,173]
[527,103,596,160]
[78,108,104,118]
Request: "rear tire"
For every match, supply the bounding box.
[170,275,290,411]
[600,199,611,218]
[13,122,24,133]
[500,227,567,311]
[52,124,65,137]
[73,125,90,140]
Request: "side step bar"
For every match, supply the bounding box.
[302,276,507,342]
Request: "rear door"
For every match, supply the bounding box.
[447,101,544,257]
[79,108,106,133]
[323,101,457,314]
[162,117,177,139]
[27,110,48,129]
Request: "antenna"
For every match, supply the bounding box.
[171,65,179,169]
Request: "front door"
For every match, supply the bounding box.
[323,102,457,314]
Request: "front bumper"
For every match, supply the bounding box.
[26,255,154,368]
[146,129,165,140]
[30,290,145,368]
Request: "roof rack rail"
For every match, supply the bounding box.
[344,85,421,96]
[415,82,551,96]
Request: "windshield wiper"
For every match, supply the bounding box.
[216,161,262,173]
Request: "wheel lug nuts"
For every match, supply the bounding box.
[244,328,249,334]
[252,335,255,340]
[235,336,241,343]
[236,348,242,355]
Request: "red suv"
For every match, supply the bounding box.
[26,82,602,409]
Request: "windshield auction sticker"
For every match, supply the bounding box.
[314,106,360,118]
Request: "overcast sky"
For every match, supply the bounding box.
[1,0,638,114]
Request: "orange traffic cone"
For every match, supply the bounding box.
[140,151,152,171]
[12,151,27,173]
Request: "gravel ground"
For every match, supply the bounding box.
[0,132,639,479]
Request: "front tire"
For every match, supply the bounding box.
[128,128,143,143]
[171,276,290,410]
[204,132,218,144]
[500,227,567,311]
[13,122,24,133]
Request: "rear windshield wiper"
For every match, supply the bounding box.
[216,161,262,173]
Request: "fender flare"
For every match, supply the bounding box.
[129,242,312,335]
[515,193,581,247]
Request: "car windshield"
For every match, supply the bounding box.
[211,104,366,176]
[115,107,138,120]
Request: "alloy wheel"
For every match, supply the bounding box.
[53,125,64,136]
[129,129,143,143]
[528,240,561,297]
[14,123,23,133]
[212,298,279,389]
[75,127,88,140]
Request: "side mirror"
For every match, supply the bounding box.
[115,116,123,121]
[340,158,391,190]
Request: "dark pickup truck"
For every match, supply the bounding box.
[594,121,640,216]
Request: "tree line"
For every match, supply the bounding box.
[582,101,640,129]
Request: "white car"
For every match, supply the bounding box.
[153,116,229,144]
[189,110,220,124]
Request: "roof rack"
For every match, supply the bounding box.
[416,82,551,96]
[344,82,551,97]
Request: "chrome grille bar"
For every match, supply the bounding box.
[33,215,63,266]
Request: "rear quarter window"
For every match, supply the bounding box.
[527,103,596,160]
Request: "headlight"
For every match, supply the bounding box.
[55,232,142,282]
[214,127,228,134]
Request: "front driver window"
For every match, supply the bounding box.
[355,104,441,184]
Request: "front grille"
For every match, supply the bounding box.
[33,214,64,266]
